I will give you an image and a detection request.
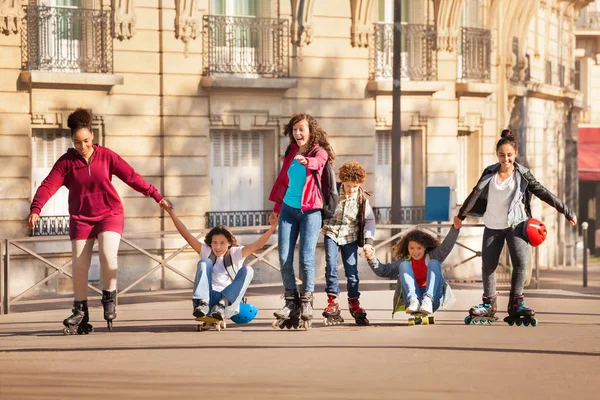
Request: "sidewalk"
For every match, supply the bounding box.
[0,282,599,399]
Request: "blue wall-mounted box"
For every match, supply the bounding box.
[424,186,452,222]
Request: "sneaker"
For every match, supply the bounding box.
[406,297,420,313]
[210,300,226,321]
[192,300,209,318]
[419,296,433,315]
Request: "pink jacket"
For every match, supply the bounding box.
[30,145,163,223]
[269,143,328,213]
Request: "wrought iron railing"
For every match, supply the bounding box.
[31,216,70,236]
[369,22,436,81]
[460,27,491,81]
[206,210,272,228]
[558,64,565,87]
[21,5,113,73]
[202,15,290,78]
[545,60,552,85]
[510,37,520,83]
[372,206,425,225]
[577,11,600,29]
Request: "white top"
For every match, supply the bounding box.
[483,172,516,230]
[199,242,245,292]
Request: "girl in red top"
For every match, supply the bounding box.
[27,108,172,334]
[269,113,335,329]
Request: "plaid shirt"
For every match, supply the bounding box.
[322,187,360,245]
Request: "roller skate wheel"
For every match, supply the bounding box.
[487,319,493,325]
[271,320,278,329]
[523,320,530,327]
[107,321,113,332]
[516,320,523,327]
[531,318,538,327]
[63,327,69,335]
[508,320,515,326]
[464,316,472,325]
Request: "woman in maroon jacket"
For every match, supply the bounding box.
[27,108,172,334]
[269,113,335,329]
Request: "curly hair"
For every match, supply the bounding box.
[204,225,238,248]
[67,108,93,137]
[338,161,366,184]
[391,229,440,260]
[283,113,335,164]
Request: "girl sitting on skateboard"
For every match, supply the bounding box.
[163,205,278,321]
[364,218,461,317]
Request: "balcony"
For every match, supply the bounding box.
[576,10,600,30]
[201,15,292,89]
[31,216,70,237]
[369,22,437,82]
[21,5,112,73]
[459,27,491,81]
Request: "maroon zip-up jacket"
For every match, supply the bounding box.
[30,145,163,239]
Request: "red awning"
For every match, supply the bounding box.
[579,127,600,181]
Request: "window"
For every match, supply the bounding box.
[210,131,264,211]
[31,129,71,216]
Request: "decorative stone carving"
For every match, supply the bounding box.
[290,0,314,47]
[0,0,25,36]
[350,0,374,48]
[175,0,200,56]
[112,0,136,40]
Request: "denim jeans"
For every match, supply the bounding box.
[192,258,254,318]
[278,203,322,293]
[399,258,443,311]
[324,236,360,298]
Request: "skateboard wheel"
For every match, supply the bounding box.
[422,317,429,325]
[428,317,435,324]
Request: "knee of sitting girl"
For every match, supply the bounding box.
[197,258,213,269]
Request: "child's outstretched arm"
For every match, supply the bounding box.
[429,218,462,263]
[163,206,203,254]
[364,247,398,279]
[241,213,279,258]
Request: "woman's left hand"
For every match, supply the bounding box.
[159,198,173,211]
[570,216,577,226]
[294,155,308,166]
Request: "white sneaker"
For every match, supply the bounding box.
[406,297,420,313]
[420,296,433,315]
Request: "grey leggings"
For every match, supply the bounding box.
[482,222,529,297]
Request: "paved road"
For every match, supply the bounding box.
[0,279,599,400]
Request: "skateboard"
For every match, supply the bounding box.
[464,315,499,325]
[408,312,434,326]
[196,316,227,332]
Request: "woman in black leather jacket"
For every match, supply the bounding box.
[455,129,577,324]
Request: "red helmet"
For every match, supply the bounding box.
[525,218,547,247]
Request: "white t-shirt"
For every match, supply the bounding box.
[483,172,516,230]
[199,242,245,292]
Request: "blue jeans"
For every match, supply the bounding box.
[324,236,360,298]
[278,203,322,293]
[192,258,254,318]
[399,259,443,311]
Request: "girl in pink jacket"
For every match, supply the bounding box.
[269,113,335,329]
[27,108,172,335]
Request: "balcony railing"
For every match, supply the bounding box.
[460,27,491,81]
[577,11,600,29]
[31,216,70,236]
[202,15,290,78]
[21,5,113,73]
[545,60,552,85]
[369,22,437,81]
[206,210,272,228]
[558,64,565,87]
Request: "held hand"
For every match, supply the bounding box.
[27,213,39,230]
[159,198,173,212]
[453,216,462,229]
[269,212,279,229]
[294,155,308,166]
[363,245,375,260]
[570,216,577,226]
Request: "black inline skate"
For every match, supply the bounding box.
[322,293,344,326]
[101,290,117,331]
[63,300,93,335]
[465,295,498,325]
[503,293,537,327]
[272,290,301,330]
[348,296,369,326]
[299,292,314,330]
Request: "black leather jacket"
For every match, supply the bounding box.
[457,162,575,228]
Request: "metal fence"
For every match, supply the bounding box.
[31,216,70,236]
[202,15,290,78]
[369,22,437,81]
[460,27,491,81]
[1,224,540,314]
[21,5,113,73]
